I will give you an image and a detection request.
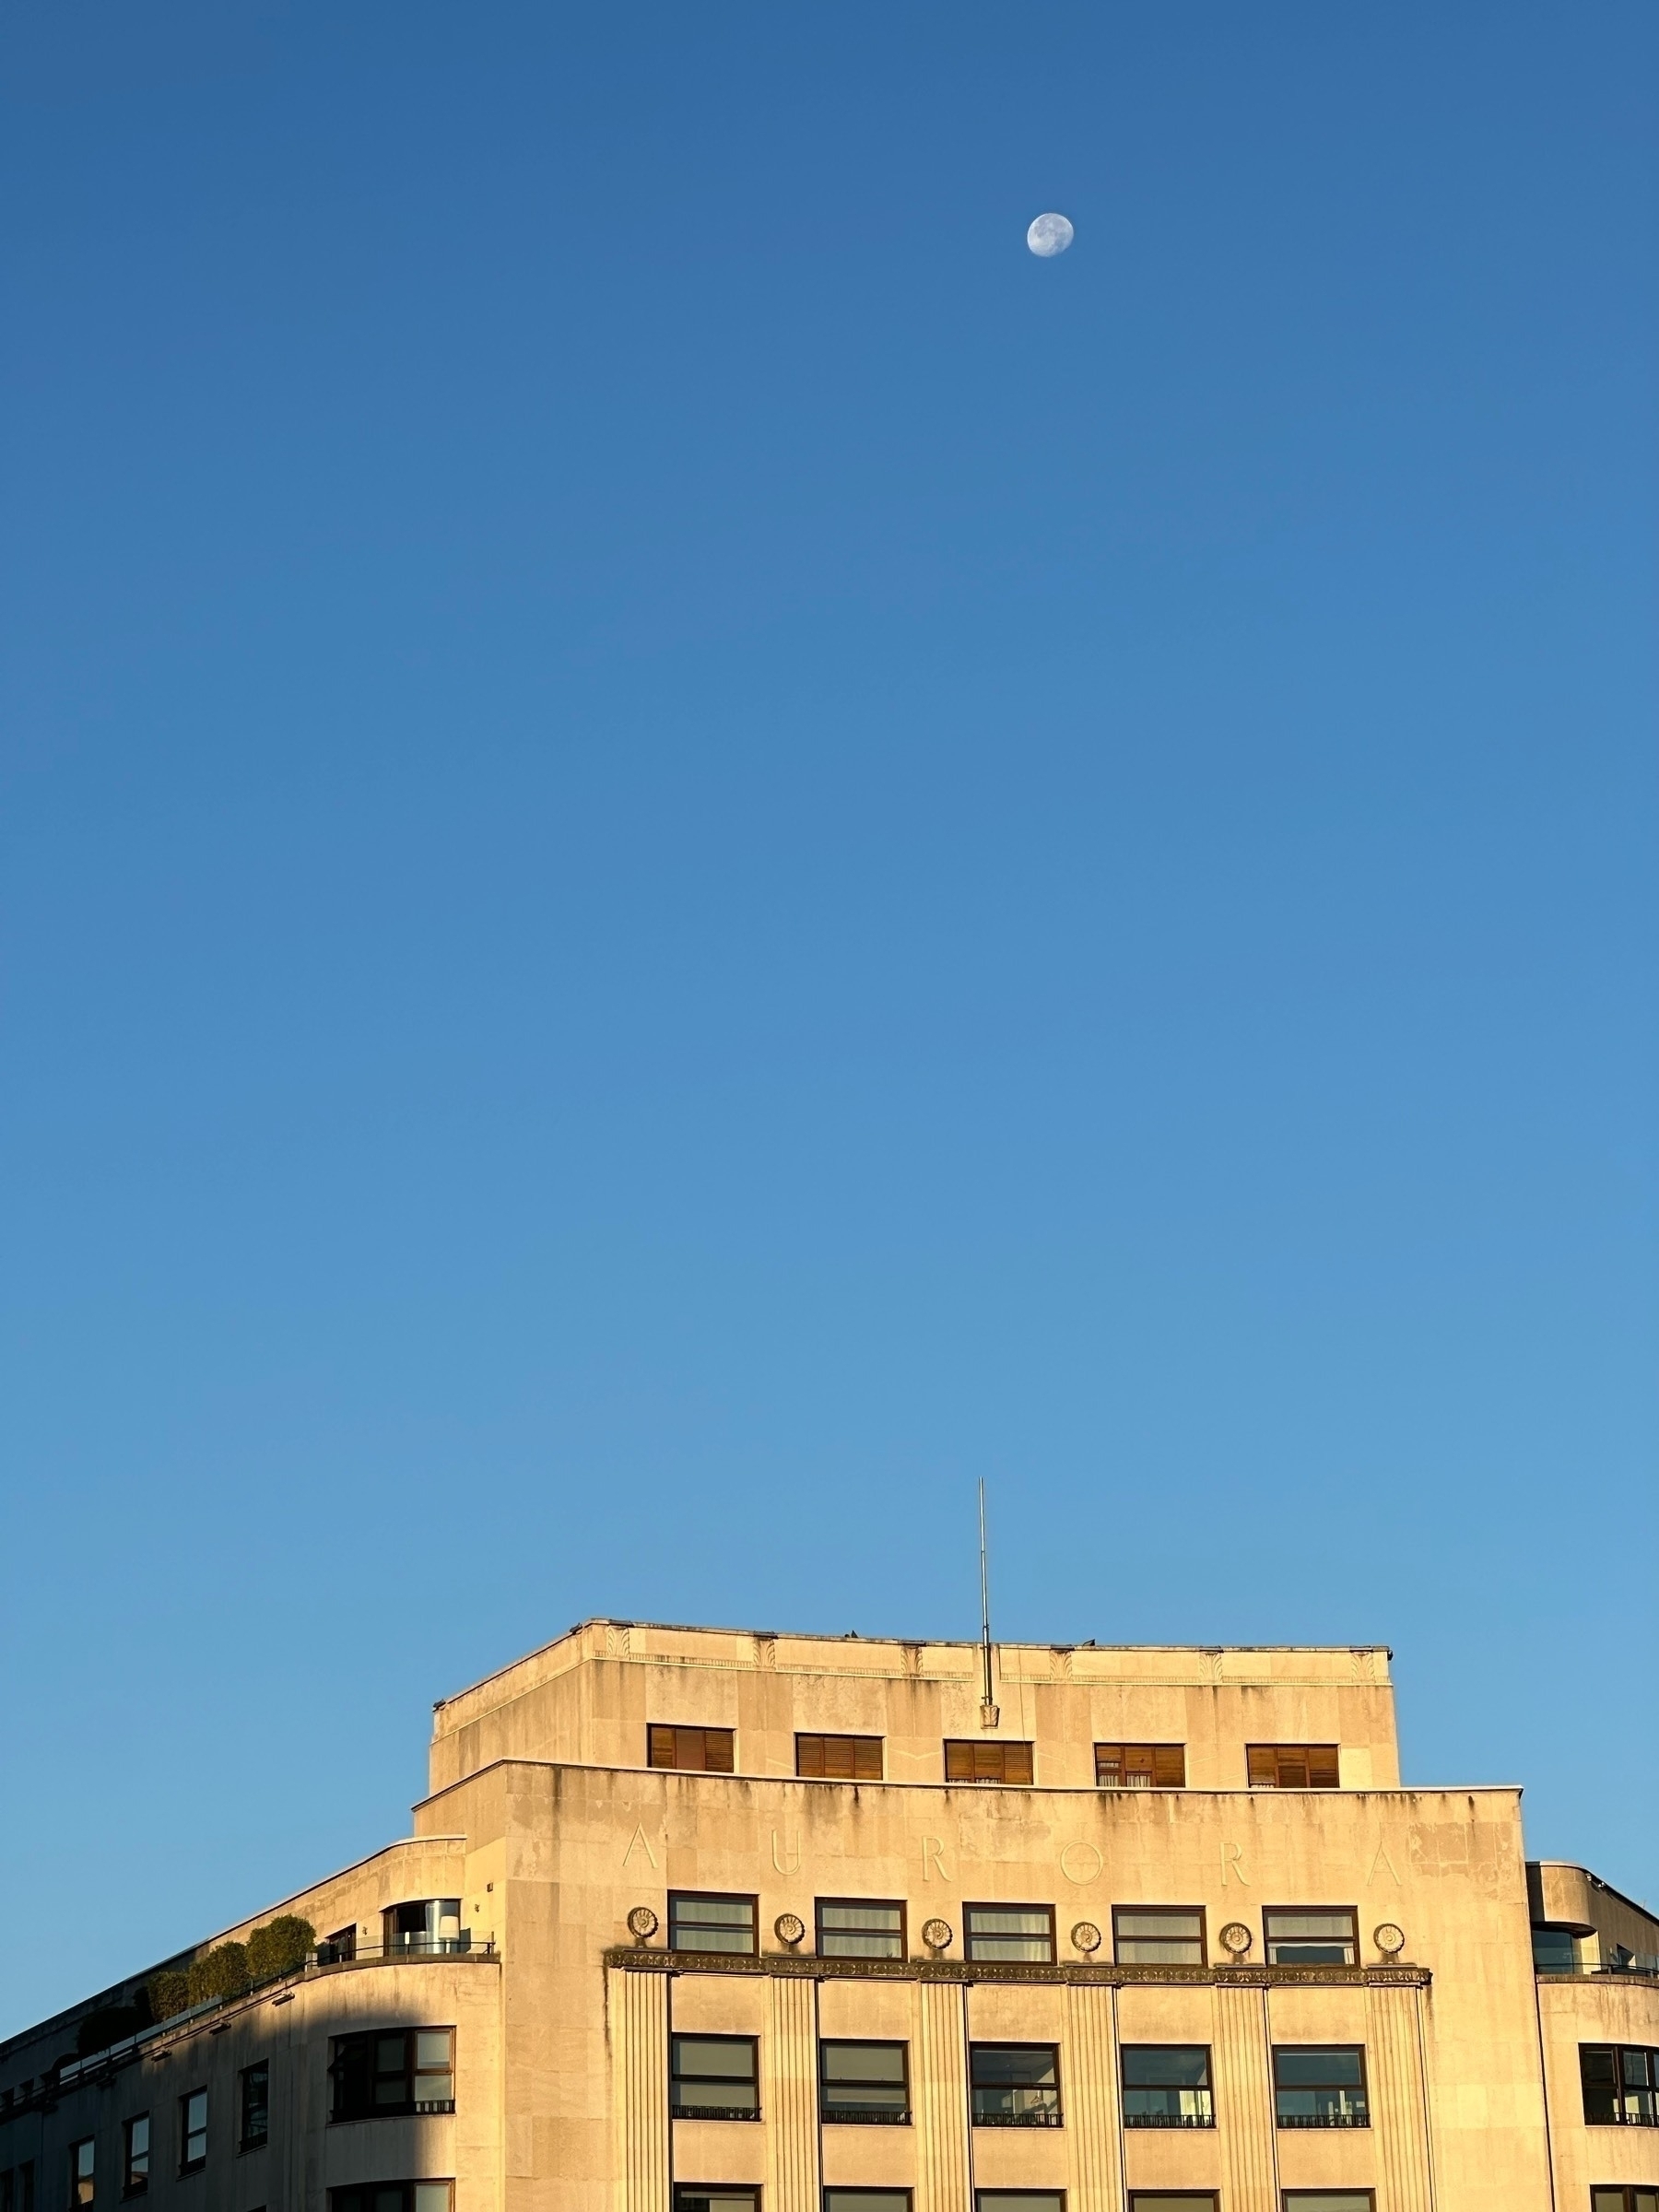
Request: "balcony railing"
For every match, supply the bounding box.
[971,2108,1064,2127]
[821,2106,912,2124]
[1123,2110,1214,2129]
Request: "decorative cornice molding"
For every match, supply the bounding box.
[603,1947,1430,1991]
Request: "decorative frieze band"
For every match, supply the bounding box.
[603,1947,1430,1990]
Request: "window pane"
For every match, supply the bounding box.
[826,2194,912,2212]
[1128,2199,1218,2212]
[417,2032,453,2069]
[412,2190,452,2212]
[670,1894,757,1955]
[965,1908,1053,1962]
[676,2040,757,2077]
[1276,2050,1364,2087]
[974,2195,1064,2212]
[677,2193,759,2212]
[1114,1910,1203,1965]
[818,1900,904,1958]
[1280,2199,1374,2212]
[823,2045,906,2084]
[1123,2048,1208,2087]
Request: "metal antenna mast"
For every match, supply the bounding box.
[978,1479,997,1723]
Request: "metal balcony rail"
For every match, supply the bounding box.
[971,2107,1064,2127]
[821,2105,912,2124]
[1536,1961,1659,1981]
[1277,2108,1371,2129]
[1123,2110,1215,2129]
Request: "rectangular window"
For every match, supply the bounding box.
[648,1725,735,1772]
[964,1904,1054,1963]
[327,2189,453,2212]
[319,1925,357,1965]
[331,2030,456,2122]
[1095,1744,1185,1788]
[1532,1927,1577,1971]
[676,2193,759,2212]
[944,1740,1033,1784]
[1593,2193,1659,2212]
[1248,1745,1340,1789]
[1128,2199,1218,2212]
[827,2194,912,2212]
[239,2064,269,2151]
[1113,1908,1206,1966]
[70,2143,94,2210]
[122,2116,150,2198]
[1279,2198,1375,2212]
[796,1734,883,1781]
[1273,2047,1370,2128]
[819,2041,910,2124]
[1121,2047,1213,2128]
[671,2036,760,2119]
[1262,1909,1358,1966]
[975,2195,1064,2212]
[969,2045,1061,2125]
[180,2090,207,2174]
[1581,2046,1659,2126]
[668,1893,758,1957]
[816,1899,905,1959]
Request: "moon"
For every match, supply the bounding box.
[1026,211,1075,257]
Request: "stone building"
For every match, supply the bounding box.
[2,1618,1655,2212]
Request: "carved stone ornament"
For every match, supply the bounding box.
[921,1917,953,1953]
[626,1906,659,1944]
[1373,1922,1406,1958]
[1070,1921,1102,1955]
[1218,1922,1253,1959]
[774,1912,806,1948]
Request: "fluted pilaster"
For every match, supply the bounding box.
[766,1974,822,2212]
[1366,1982,1435,2212]
[913,1979,971,2212]
[1211,1982,1277,2212]
[1064,1981,1124,2212]
[611,1968,670,2212]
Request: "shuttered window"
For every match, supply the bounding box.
[648,1725,735,1772]
[1247,1744,1340,1788]
[945,1740,1033,1783]
[797,1735,883,1781]
[1095,1744,1185,1788]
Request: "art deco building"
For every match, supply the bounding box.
[3,1618,1656,2212]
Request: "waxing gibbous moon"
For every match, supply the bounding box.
[1026,211,1075,257]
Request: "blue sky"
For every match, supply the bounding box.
[2,1,1654,2036]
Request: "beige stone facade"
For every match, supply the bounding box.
[3,1618,1655,2212]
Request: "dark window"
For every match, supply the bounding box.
[1273,2047,1370,2128]
[239,2064,269,2151]
[18,2168,34,2212]
[964,1904,1054,1963]
[1113,1909,1205,1966]
[1121,2047,1213,2128]
[668,1893,758,1956]
[945,1740,1033,1784]
[1532,1927,1578,1971]
[70,2142,94,2210]
[1582,2046,1659,2126]
[1280,2199,1374,2212]
[180,2090,207,2174]
[820,2041,910,2124]
[1593,2193,1659,2212]
[649,1725,735,1772]
[975,2194,1065,2212]
[1095,1745,1185,1788]
[319,1925,357,1965]
[676,2192,759,2212]
[331,2030,455,2122]
[816,1899,904,1959]
[1127,2199,1218,2212]
[1248,1745,1340,1789]
[122,2116,150,2198]
[327,2189,453,2212]
[383,1901,466,1956]
[826,2194,912,2212]
[796,1735,883,1781]
[970,2045,1061,2125]
[671,2036,759,2119]
[1263,1910,1358,1967]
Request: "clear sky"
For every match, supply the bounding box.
[2,1,1654,2038]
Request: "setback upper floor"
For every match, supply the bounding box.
[427,1619,1400,1795]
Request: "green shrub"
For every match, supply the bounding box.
[246,1915,315,1983]
[148,1970,191,2021]
[186,1941,250,2006]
